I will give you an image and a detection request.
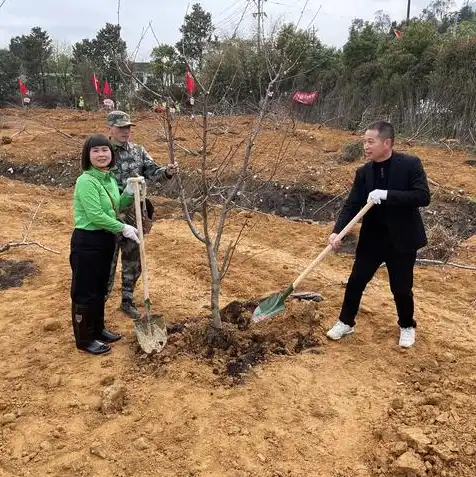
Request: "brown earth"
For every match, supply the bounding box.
[0,109,475,477]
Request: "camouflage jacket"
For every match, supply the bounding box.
[109,141,170,191]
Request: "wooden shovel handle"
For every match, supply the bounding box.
[292,201,374,289]
[132,181,149,302]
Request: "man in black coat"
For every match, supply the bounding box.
[326,121,430,348]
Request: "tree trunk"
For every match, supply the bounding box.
[206,240,222,329]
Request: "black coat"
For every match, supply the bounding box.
[333,152,431,253]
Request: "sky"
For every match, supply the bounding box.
[0,0,469,60]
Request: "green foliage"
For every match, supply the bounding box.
[150,43,184,92]
[9,27,52,93]
[0,49,20,103]
[176,3,216,70]
[343,20,380,69]
[47,42,74,95]
[201,38,266,104]
[72,23,127,94]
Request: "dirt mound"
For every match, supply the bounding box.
[135,299,324,384]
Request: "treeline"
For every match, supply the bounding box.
[1,0,476,140]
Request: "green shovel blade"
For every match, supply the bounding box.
[251,284,294,323]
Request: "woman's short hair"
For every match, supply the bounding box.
[81,135,116,170]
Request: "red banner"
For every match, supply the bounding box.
[92,73,101,94]
[292,91,319,105]
[185,69,196,95]
[103,79,113,97]
[18,79,28,95]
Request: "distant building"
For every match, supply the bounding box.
[132,62,153,90]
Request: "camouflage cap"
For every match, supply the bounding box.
[107,110,136,127]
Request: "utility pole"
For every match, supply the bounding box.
[253,0,267,51]
[406,0,411,25]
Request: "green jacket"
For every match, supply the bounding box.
[73,167,133,234]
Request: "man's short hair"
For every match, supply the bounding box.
[367,121,394,145]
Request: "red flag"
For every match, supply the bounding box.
[92,73,101,94]
[292,91,319,105]
[103,79,113,97]
[185,69,196,95]
[18,79,28,95]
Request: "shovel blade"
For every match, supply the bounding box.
[134,314,167,354]
[251,292,286,323]
[252,284,295,323]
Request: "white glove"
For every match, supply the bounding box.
[367,189,388,205]
[122,224,140,244]
[124,176,145,196]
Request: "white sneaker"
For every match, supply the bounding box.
[326,321,354,341]
[399,327,416,348]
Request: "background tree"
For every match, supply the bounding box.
[150,43,183,93]
[176,3,216,70]
[73,23,127,96]
[201,38,267,106]
[9,27,52,94]
[0,49,20,104]
[47,41,74,97]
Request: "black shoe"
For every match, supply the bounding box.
[78,339,111,355]
[120,300,141,320]
[97,328,121,343]
[92,299,121,343]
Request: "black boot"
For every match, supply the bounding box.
[94,299,121,343]
[120,299,141,320]
[71,303,111,355]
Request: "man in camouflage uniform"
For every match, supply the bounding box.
[107,110,179,319]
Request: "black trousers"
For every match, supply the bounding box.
[339,243,417,329]
[70,229,116,306]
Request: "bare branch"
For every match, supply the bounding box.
[214,68,284,256]
[117,61,162,99]
[220,217,248,280]
[415,259,476,271]
[130,24,152,63]
[179,186,206,243]
[158,125,199,156]
[220,241,234,280]
[22,199,45,241]
[164,108,176,164]
[11,126,26,138]
[311,190,348,219]
[1,198,59,255]
[0,241,60,254]
[200,102,212,246]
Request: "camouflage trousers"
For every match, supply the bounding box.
[106,235,141,303]
[106,201,154,303]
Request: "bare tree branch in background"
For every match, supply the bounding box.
[1,199,59,255]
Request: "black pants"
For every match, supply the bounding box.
[339,244,417,328]
[70,229,116,306]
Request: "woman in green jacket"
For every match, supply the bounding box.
[70,135,141,355]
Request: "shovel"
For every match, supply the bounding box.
[252,201,374,323]
[130,178,168,354]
